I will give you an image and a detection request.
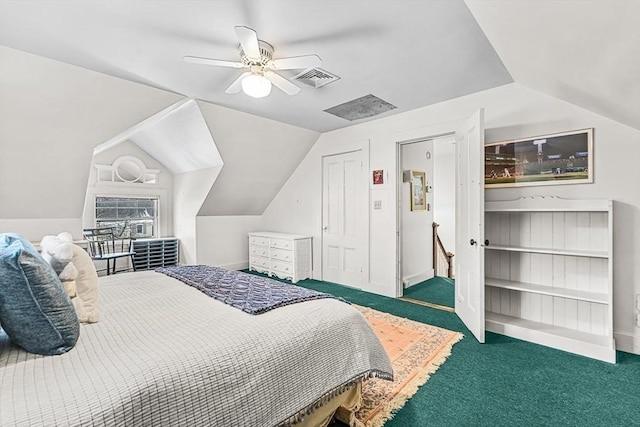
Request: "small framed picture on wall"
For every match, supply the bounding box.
[373,169,384,185]
[410,171,426,211]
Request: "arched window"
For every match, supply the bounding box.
[88,156,163,238]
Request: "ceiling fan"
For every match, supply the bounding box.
[184,26,322,98]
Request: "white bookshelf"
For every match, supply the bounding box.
[484,196,615,363]
[485,245,608,258]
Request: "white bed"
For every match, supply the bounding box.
[0,270,392,426]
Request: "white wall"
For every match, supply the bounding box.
[0,47,184,225]
[400,140,434,287]
[262,82,640,354]
[1,45,637,354]
[197,101,319,216]
[0,47,317,267]
[196,215,263,270]
[261,138,370,280]
[174,167,221,265]
[0,218,84,242]
[433,136,456,257]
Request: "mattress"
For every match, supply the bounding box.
[0,270,392,426]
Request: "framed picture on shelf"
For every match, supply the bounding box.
[484,128,593,188]
[410,170,426,211]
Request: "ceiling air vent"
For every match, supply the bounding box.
[292,68,340,88]
[324,94,397,121]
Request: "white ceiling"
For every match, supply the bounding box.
[0,1,637,132]
[0,0,512,132]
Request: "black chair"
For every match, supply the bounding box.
[83,228,136,275]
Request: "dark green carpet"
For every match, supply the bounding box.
[245,271,640,426]
[403,276,455,307]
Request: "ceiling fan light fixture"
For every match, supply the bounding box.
[241,73,272,98]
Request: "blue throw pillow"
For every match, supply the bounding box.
[0,233,79,355]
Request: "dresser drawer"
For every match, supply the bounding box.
[270,260,293,275]
[270,248,293,263]
[248,232,311,283]
[249,245,269,258]
[249,236,269,247]
[270,238,293,250]
[250,256,270,269]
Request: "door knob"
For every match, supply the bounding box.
[484,239,490,246]
[470,239,477,246]
[322,226,328,231]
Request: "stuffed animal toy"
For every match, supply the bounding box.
[40,233,78,298]
[40,232,100,323]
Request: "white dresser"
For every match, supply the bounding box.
[248,232,312,283]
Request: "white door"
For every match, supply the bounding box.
[322,150,366,286]
[455,109,485,343]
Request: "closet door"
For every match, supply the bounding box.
[454,109,486,343]
[322,150,366,287]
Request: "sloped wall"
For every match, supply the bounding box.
[197,101,319,216]
[0,46,319,254]
[191,102,319,268]
[0,46,183,239]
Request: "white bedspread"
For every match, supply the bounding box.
[0,271,392,426]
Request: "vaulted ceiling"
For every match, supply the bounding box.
[0,0,638,131]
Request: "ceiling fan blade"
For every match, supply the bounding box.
[183,56,245,68]
[269,54,322,70]
[264,71,300,95]
[225,72,251,94]
[235,26,261,61]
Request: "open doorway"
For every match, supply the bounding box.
[398,135,456,309]
[432,135,456,278]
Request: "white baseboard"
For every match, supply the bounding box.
[218,261,249,271]
[403,270,434,288]
[614,330,640,355]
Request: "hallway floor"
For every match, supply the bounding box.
[402,276,455,308]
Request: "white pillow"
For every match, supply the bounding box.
[69,244,100,323]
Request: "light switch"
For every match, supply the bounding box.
[373,200,382,210]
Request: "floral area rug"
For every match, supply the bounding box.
[351,306,463,427]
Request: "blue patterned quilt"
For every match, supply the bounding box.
[156,265,344,314]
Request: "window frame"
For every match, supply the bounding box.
[93,195,160,239]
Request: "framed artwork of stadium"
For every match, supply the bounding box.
[484,128,593,188]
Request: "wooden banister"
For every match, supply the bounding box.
[432,222,454,278]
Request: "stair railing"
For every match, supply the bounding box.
[432,222,454,278]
